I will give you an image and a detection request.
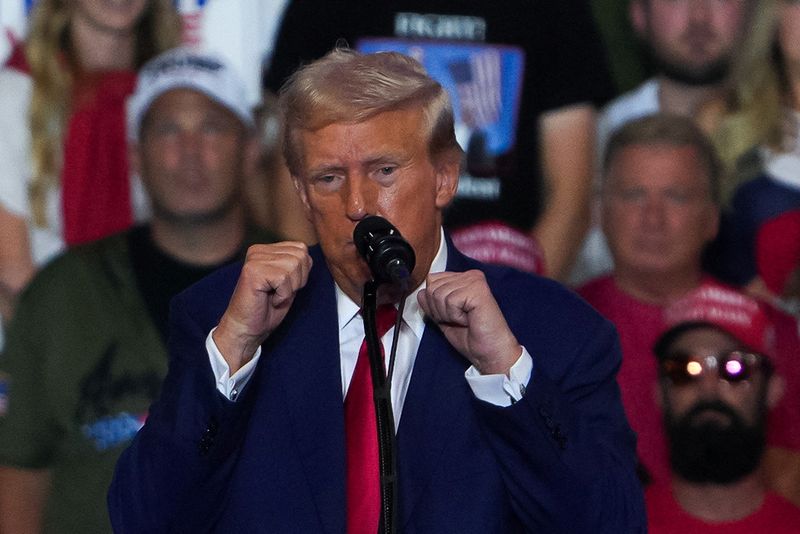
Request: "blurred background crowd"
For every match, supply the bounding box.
[0,0,799,532]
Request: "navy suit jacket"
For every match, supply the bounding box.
[109,242,645,533]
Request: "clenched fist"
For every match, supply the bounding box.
[213,242,312,373]
[417,270,522,375]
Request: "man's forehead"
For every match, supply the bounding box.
[141,88,246,132]
[645,0,747,13]
[607,143,708,179]
[147,88,230,115]
[300,111,425,153]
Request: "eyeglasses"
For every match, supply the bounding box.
[659,350,770,386]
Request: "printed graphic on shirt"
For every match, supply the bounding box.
[357,38,524,204]
[81,411,148,452]
[0,372,9,417]
[75,342,160,451]
[394,12,487,41]
[357,37,540,272]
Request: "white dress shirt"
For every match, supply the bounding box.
[207,229,533,417]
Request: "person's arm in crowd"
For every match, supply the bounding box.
[534,103,596,281]
[0,206,35,322]
[0,466,50,534]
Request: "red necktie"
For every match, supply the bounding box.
[345,304,398,534]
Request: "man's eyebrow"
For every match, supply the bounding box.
[364,156,399,167]
[306,163,347,176]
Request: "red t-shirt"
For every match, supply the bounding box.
[578,276,800,485]
[646,483,800,533]
[578,275,672,483]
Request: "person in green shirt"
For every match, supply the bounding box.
[0,47,279,534]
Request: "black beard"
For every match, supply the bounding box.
[647,44,731,86]
[666,400,766,484]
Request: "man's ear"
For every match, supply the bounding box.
[291,171,312,215]
[766,374,786,410]
[242,135,262,180]
[630,0,647,38]
[704,204,721,243]
[434,153,460,209]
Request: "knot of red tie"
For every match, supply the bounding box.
[373,304,399,339]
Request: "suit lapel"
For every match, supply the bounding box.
[268,248,346,534]
[267,239,477,531]
[396,238,474,527]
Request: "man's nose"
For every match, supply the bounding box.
[178,130,201,159]
[345,175,375,221]
[687,0,713,23]
[641,195,666,228]
[695,369,722,398]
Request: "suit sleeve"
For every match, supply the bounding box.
[108,291,253,533]
[473,276,646,532]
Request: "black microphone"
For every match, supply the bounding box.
[353,216,416,288]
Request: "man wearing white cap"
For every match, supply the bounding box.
[0,47,276,534]
[646,285,800,531]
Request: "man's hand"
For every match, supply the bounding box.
[417,270,522,375]
[213,242,312,374]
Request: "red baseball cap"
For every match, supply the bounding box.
[655,283,775,358]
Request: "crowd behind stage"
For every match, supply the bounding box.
[0,0,800,532]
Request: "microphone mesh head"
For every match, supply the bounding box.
[353,216,416,283]
[353,216,397,258]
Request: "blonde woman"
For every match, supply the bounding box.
[0,0,181,323]
[702,1,800,292]
[702,0,800,506]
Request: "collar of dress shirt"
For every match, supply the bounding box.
[337,227,448,337]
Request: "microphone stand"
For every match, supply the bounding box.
[361,279,398,534]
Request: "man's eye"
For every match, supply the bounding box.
[311,174,342,190]
[665,190,690,204]
[379,166,395,175]
[614,189,644,202]
[152,123,179,136]
[202,121,224,134]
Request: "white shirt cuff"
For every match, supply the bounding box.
[206,327,261,401]
[465,348,532,407]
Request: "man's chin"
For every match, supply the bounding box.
[660,60,729,86]
[651,49,730,86]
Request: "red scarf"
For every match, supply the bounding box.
[7,43,135,246]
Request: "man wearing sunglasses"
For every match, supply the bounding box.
[578,114,800,502]
[646,284,800,531]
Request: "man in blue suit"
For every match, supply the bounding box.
[108,48,645,533]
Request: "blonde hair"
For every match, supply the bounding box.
[712,0,784,200]
[25,0,182,226]
[278,48,461,176]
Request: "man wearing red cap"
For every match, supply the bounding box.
[647,285,800,532]
[578,113,800,502]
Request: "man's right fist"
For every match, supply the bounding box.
[213,242,312,373]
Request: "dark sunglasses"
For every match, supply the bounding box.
[660,350,770,386]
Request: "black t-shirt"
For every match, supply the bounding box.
[265,0,615,231]
[127,225,247,344]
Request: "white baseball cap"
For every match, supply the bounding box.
[127,47,254,140]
